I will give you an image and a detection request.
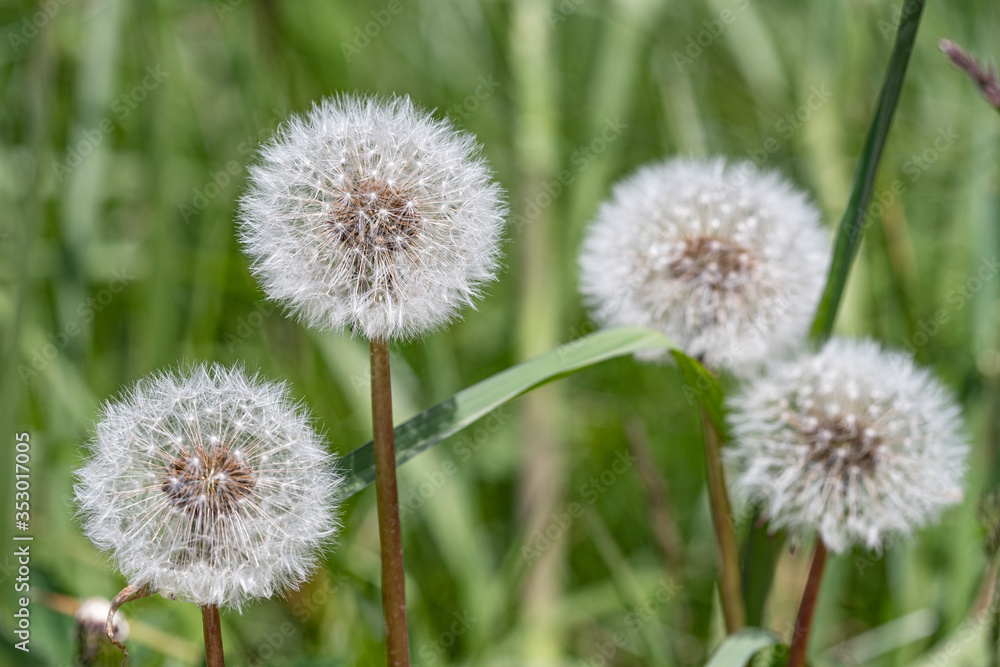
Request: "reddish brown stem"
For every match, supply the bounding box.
[788,540,829,667]
[370,339,410,667]
[202,604,225,667]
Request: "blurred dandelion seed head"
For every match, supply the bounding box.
[75,364,343,609]
[238,94,507,340]
[75,597,129,643]
[726,338,968,553]
[579,157,829,373]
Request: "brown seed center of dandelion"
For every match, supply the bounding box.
[330,178,421,254]
[794,413,882,471]
[161,445,255,517]
[668,235,754,290]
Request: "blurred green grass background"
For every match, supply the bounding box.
[1,0,998,664]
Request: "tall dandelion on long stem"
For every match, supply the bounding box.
[579,157,830,632]
[239,94,506,666]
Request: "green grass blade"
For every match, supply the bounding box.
[337,327,673,499]
[809,0,926,343]
[705,628,781,667]
[751,0,927,633]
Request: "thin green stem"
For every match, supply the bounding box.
[700,406,745,633]
[370,339,410,667]
[788,541,829,667]
[201,604,224,667]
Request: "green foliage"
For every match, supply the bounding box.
[2,0,997,665]
[671,350,727,436]
[705,628,781,667]
[341,327,673,498]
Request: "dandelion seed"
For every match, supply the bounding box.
[579,157,829,373]
[75,364,343,609]
[726,338,968,552]
[238,94,507,341]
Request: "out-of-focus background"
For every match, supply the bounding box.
[1,0,998,665]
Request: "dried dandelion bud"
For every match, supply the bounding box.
[726,339,968,552]
[75,365,342,609]
[238,94,507,341]
[74,597,129,665]
[579,157,829,374]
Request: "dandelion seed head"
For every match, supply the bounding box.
[75,364,343,609]
[238,94,507,340]
[579,158,829,373]
[726,338,968,553]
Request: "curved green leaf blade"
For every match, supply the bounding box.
[338,326,673,499]
[706,628,781,667]
[809,0,926,343]
[671,349,727,436]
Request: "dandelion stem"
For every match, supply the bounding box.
[201,605,224,667]
[700,406,745,633]
[788,540,828,667]
[370,338,410,667]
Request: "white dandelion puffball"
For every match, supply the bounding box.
[726,338,968,553]
[238,94,507,341]
[579,157,829,373]
[75,364,343,609]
